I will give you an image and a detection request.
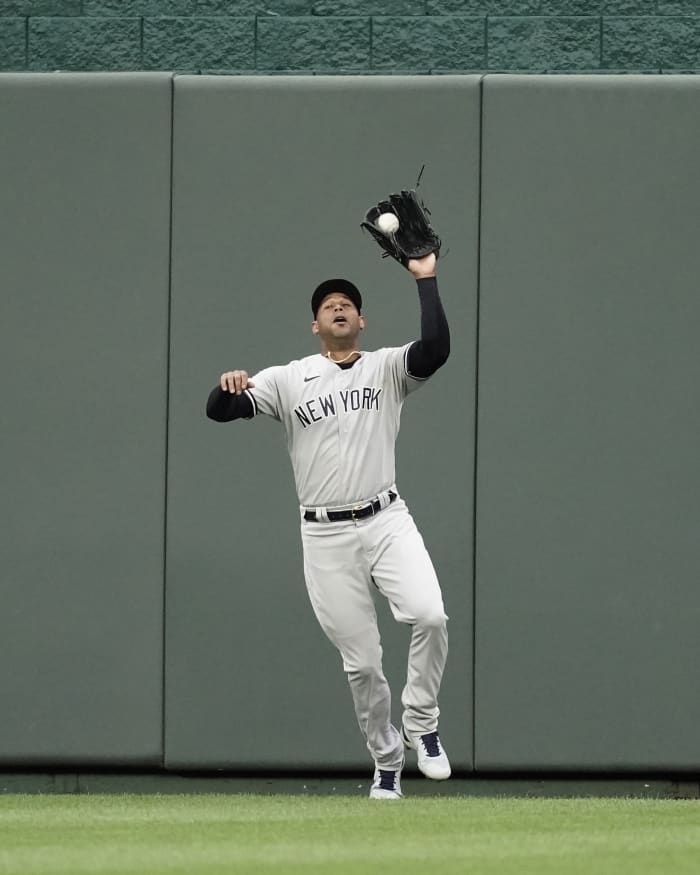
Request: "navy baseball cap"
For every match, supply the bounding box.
[311,279,362,318]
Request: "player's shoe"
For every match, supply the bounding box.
[369,760,403,800]
[402,727,451,781]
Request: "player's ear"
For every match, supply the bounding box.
[359,315,366,331]
[311,320,319,335]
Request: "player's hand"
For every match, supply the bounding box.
[408,252,437,278]
[220,370,255,395]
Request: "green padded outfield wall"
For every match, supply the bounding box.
[165,75,479,770]
[476,75,700,771]
[4,71,699,775]
[0,73,172,765]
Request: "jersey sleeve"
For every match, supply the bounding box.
[247,365,285,421]
[383,343,427,399]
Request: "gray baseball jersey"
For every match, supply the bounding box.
[245,343,427,507]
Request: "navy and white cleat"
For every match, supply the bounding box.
[369,762,404,799]
[402,727,451,781]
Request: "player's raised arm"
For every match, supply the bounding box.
[361,188,449,381]
[206,370,255,422]
[406,253,450,379]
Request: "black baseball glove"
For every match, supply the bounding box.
[361,189,441,268]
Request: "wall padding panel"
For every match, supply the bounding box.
[476,75,700,770]
[166,75,480,770]
[0,73,172,765]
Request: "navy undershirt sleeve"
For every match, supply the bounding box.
[406,276,450,379]
[206,387,254,421]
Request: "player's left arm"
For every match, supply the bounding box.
[405,253,450,379]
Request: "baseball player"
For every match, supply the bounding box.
[206,252,450,800]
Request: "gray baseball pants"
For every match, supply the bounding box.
[301,493,448,771]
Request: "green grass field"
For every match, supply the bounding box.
[0,794,698,875]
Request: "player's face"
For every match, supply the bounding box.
[312,294,365,342]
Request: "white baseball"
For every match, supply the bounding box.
[376,212,399,234]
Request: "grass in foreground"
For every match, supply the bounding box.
[0,794,699,875]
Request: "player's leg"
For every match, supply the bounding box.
[301,520,404,773]
[363,498,450,778]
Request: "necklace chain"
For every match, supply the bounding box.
[326,350,360,364]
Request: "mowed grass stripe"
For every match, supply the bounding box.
[0,795,698,875]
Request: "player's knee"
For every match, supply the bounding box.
[414,606,448,631]
[344,653,383,678]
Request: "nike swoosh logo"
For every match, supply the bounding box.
[304,375,320,382]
